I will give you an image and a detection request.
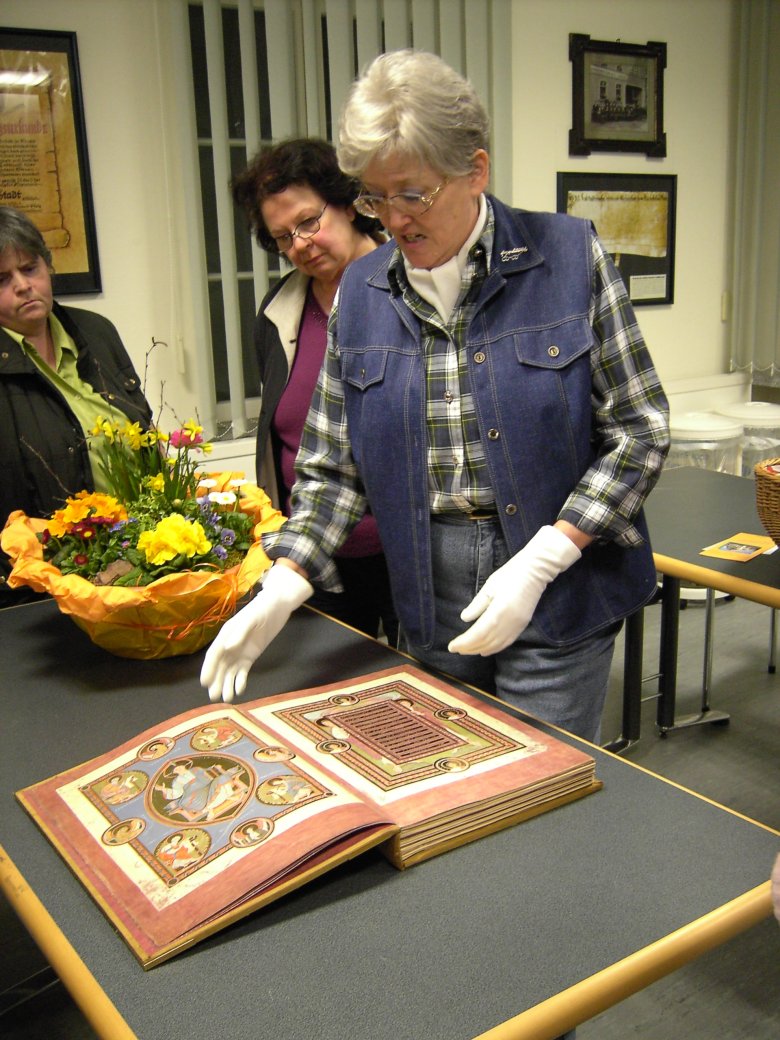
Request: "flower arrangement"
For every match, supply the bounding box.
[2,416,284,658]
[38,417,256,587]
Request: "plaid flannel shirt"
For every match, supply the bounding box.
[263,201,669,590]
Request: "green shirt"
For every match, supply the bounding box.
[5,314,129,494]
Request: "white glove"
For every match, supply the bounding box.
[448,526,581,657]
[200,564,313,703]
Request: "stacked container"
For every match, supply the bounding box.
[714,401,780,477]
[666,411,743,475]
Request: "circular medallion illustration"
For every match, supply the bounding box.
[191,722,243,751]
[329,694,359,706]
[230,817,275,847]
[94,770,148,805]
[315,739,350,755]
[138,737,175,760]
[435,708,466,721]
[103,818,145,845]
[147,755,254,825]
[434,757,469,773]
[254,745,295,763]
[256,774,319,806]
[155,828,211,874]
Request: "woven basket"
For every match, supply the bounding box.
[754,458,780,546]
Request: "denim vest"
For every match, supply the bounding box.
[334,196,657,648]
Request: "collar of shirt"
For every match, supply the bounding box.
[403,194,489,322]
[5,311,77,374]
[388,197,495,316]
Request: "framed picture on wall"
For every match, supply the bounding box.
[568,33,667,157]
[557,171,677,306]
[0,27,101,293]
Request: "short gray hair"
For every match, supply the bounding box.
[337,50,490,179]
[0,207,52,267]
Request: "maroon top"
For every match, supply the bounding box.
[273,285,382,558]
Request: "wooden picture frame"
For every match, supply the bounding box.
[569,33,667,157]
[557,171,677,306]
[0,27,101,293]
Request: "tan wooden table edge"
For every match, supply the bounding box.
[473,882,773,1040]
[653,552,780,609]
[1,845,774,1040]
[0,843,137,1040]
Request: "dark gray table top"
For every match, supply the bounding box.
[1,600,777,1040]
[646,466,780,590]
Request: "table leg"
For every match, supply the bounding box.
[657,575,730,735]
[769,609,777,674]
[603,608,645,753]
[657,575,680,733]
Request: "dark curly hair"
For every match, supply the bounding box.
[230,137,382,254]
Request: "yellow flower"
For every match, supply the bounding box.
[90,416,120,443]
[47,491,127,536]
[143,473,166,492]
[137,514,212,565]
[120,421,145,452]
[183,420,204,439]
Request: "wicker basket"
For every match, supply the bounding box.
[754,458,780,546]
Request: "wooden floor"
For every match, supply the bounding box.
[1,595,778,1039]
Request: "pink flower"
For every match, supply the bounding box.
[170,428,203,449]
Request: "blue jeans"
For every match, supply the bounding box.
[401,515,619,742]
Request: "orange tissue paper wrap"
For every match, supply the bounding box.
[1,479,285,660]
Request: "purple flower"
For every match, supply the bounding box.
[220,528,236,546]
[213,544,228,561]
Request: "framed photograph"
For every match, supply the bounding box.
[557,171,677,306]
[569,33,666,157]
[0,27,101,293]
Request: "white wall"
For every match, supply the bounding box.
[3,0,743,435]
[511,0,738,391]
[2,0,204,428]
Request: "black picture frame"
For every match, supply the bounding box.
[0,27,101,293]
[557,171,677,306]
[569,33,667,157]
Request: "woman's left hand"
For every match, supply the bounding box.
[448,526,581,656]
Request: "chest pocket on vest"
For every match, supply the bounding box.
[340,349,389,391]
[512,318,593,370]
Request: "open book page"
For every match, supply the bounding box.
[17,705,397,967]
[249,666,598,863]
[17,665,598,966]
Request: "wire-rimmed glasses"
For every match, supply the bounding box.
[353,181,447,219]
[272,204,328,252]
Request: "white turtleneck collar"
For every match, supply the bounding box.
[404,193,488,322]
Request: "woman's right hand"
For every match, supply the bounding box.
[199,564,313,702]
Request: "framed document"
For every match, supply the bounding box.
[0,27,101,293]
[557,171,677,306]
[568,33,667,158]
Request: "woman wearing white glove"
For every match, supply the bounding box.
[201,562,312,703]
[201,51,669,744]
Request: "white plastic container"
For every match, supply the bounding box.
[714,401,780,476]
[666,411,743,475]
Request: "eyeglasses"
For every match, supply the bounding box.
[353,181,447,219]
[271,204,328,252]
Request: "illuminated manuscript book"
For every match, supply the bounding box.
[17,665,600,969]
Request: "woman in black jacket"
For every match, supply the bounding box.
[0,206,152,605]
